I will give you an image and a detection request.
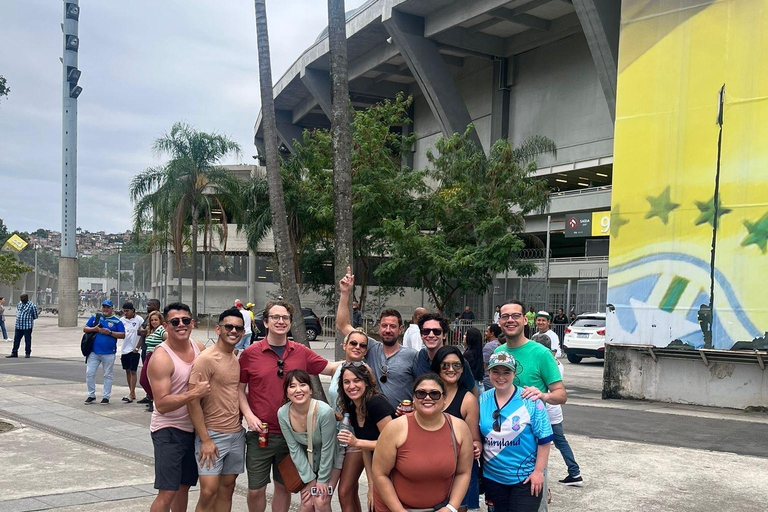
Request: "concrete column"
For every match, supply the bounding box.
[247,250,257,303]
[166,254,174,300]
[300,68,333,119]
[491,58,511,143]
[382,9,482,148]
[275,110,306,154]
[58,257,78,326]
[572,0,620,121]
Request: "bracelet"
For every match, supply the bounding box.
[446,505,458,512]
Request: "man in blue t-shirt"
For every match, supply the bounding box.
[82,300,125,404]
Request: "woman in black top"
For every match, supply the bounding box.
[431,346,481,512]
[463,327,485,390]
[336,362,395,512]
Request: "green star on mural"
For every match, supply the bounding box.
[694,196,732,227]
[741,212,768,254]
[645,186,680,224]
[611,204,630,237]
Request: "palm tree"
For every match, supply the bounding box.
[253,0,311,351]
[327,0,353,360]
[130,122,241,318]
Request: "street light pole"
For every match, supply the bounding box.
[58,0,81,327]
[116,246,121,307]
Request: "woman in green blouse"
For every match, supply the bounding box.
[278,369,339,512]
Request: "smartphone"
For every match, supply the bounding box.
[310,486,334,496]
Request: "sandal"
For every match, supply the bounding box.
[122,396,134,403]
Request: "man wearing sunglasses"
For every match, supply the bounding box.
[414,312,478,396]
[82,299,126,405]
[336,267,420,410]
[493,300,568,509]
[188,308,247,512]
[239,300,340,512]
[148,303,210,512]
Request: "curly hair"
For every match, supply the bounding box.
[337,362,381,421]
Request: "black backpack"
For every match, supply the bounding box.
[81,313,101,361]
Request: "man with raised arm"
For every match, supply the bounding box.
[336,267,419,410]
[239,299,340,512]
[188,308,246,512]
[148,303,210,512]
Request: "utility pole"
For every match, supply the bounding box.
[58,0,82,327]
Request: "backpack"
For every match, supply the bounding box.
[81,313,101,361]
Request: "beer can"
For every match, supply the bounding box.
[258,423,269,447]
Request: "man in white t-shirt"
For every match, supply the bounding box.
[119,302,144,402]
[402,307,428,351]
[534,311,561,358]
[234,300,252,354]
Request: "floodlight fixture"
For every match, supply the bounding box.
[67,67,81,84]
[66,35,79,52]
[66,3,80,20]
[69,85,83,99]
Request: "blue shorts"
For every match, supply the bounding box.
[235,333,252,351]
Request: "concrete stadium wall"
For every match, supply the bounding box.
[411,33,613,169]
[603,345,768,410]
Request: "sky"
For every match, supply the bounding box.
[0,0,368,234]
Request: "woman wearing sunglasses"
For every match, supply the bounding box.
[372,373,474,512]
[480,353,553,512]
[336,361,395,512]
[138,310,167,412]
[278,370,339,512]
[431,346,481,512]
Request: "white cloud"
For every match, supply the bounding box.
[0,0,369,233]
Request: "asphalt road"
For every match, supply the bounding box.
[2,356,768,459]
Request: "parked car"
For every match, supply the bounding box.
[253,307,323,341]
[562,313,606,363]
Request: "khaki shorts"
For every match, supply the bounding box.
[245,431,289,490]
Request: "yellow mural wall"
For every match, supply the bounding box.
[607,0,768,349]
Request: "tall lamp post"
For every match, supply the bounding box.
[58,0,82,327]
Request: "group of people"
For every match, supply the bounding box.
[77,266,582,512]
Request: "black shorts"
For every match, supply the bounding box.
[151,427,199,491]
[121,352,140,371]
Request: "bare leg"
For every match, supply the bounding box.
[214,474,238,512]
[196,475,221,512]
[247,488,267,512]
[150,490,177,512]
[271,482,291,512]
[171,485,191,512]
[338,451,363,512]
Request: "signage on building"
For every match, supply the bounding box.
[564,211,610,238]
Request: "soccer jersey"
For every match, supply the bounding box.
[86,314,126,354]
[479,387,553,485]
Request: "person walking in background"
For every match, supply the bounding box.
[278,370,339,512]
[462,327,485,392]
[82,300,126,403]
[234,300,253,354]
[526,306,536,329]
[6,293,39,358]
[493,306,501,325]
[119,302,144,403]
[352,301,362,328]
[0,296,9,342]
[188,308,247,512]
[402,307,428,352]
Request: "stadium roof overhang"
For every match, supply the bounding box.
[254,0,619,154]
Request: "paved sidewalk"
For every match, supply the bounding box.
[1,316,768,511]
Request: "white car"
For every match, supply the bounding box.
[562,313,606,363]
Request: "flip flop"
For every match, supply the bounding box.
[122,396,133,403]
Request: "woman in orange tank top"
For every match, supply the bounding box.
[372,373,474,512]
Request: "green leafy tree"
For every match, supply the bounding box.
[130,122,242,317]
[0,75,9,105]
[0,254,32,286]
[375,128,555,314]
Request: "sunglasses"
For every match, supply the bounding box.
[347,340,368,349]
[169,317,193,327]
[421,328,443,336]
[220,323,245,333]
[492,409,502,432]
[380,364,389,384]
[277,359,285,378]
[342,361,366,369]
[414,389,443,401]
[440,362,463,371]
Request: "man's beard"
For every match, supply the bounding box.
[381,336,398,347]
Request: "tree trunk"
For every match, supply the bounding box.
[253,0,326,401]
[328,0,353,361]
[190,205,199,319]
